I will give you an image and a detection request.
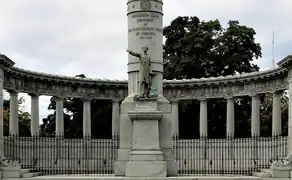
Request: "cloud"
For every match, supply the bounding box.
[0,0,291,122]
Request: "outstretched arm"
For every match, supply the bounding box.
[126,49,140,58]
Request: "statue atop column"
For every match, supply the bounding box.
[126,45,157,99]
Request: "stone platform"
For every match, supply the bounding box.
[19,175,278,180]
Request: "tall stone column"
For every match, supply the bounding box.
[198,98,208,167]
[115,0,176,177]
[171,100,179,136]
[251,94,260,160]
[9,90,19,136]
[251,94,260,137]
[288,72,292,156]
[55,97,64,137]
[112,100,120,136]
[226,97,235,137]
[272,91,282,136]
[0,55,15,162]
[199,98,208,137]
[30,94,40,136]
[0,63,3,160]
[226,96,235,159]
[83,98,91,138]
[272,91,282,161]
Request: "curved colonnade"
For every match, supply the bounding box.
[1,54,292,176]
[0,54,290,140]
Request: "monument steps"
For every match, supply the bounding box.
[260,169,272,174]
[20,169,40,178]
[252,169,272,178]
[20,169,30,174]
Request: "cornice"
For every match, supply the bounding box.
[4,66,286,89]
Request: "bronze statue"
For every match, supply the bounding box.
[126,45,155,98]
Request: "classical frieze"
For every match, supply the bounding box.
[164,76,286,100]
[2,65,288,100]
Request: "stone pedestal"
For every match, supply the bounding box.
[125,100,166,177]
[115,95,177,177]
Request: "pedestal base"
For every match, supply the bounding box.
[126,161,167,177]
[129,150,163,161]
[115,95,177,177]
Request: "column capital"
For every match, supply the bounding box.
[170,99,179,103]
[224,96,234,101]
[54,96,64,101]
[197,97,208,101]
[249,93,260,99]
[83,97,94,101]
[112,99,121,103]
[28,93,40,98]
[273,90,283,95]
[7,89,18,95]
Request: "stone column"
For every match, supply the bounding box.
[288,75,292,156]
[30,94,40,136]
[55,97,64,137]
[112,100,120,136]
[9,90,19,136]
[251,94,260,160]
[171,100,179,136]
[251,94,260,137]
[199,98,208,161]
[272,91,282,161]
[272,91,282,136]
[199,98,208,137]
[0,64,5,160]
[226,96,235,137]
[83,98,91,138]
[226,96,235,158]
[0,55,15,163]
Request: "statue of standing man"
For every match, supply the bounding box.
[126,45,155,98]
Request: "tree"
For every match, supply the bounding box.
[3,97,31,137]
[163,16,262,138]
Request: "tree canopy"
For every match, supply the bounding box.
[163,16,261,80]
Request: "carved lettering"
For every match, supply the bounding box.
[137,18,154,23]
[131,13,159,19]
[129,12,161,39]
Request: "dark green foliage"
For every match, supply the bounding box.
[164,16,262,138]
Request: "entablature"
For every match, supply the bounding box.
[3,65,288,100]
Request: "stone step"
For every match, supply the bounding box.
[260,168,271,174]
[252,171,271,178]
[20,169,31,174]
[21,172,40,178]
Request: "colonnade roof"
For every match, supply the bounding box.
[1,53,291,88]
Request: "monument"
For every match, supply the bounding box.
[114,0,177,177]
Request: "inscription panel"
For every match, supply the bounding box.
[127,9,163,65]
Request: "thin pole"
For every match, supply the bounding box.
[272,30,275,68]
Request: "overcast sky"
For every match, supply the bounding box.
[0,0,291,121]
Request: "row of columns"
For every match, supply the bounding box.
[171,92,283,137]
[6,90,282,138]
[7,91,121,137]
